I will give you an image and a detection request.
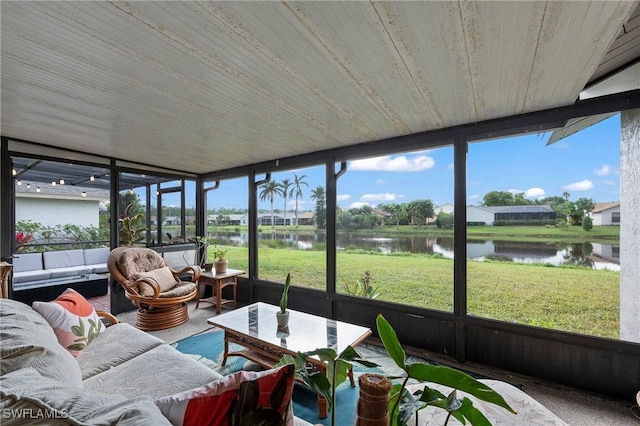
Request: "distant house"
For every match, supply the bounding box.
[297,211,315,226]
[163,216,180,226]
[429,203,455,224]
[15,184,109,229]
[435,203,455,214]
[467,205,556,226]
[466,205,496,225]
[207,214,247,226]
[589,202,620,226]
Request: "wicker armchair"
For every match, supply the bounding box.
[107,247,201,331]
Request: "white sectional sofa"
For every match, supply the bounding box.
[11,248,110,303]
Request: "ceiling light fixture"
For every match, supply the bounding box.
[81,192,87,197]
[12,169,16,176]
[27,183,31,189]
[17,180,22,185]
[36,187,41,192]
[90,175,95,181]
[59,179,65,185]
[51,181,56,186]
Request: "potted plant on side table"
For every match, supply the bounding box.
[276,273,291,328]
[212,243,229,275]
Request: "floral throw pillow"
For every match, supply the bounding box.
[32,288,103,357]
[154,364,295,426]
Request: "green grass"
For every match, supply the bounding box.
[223,246,620,339]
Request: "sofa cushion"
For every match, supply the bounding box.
[47,265,93,278]
[11,252,43,273]
[77,322,165,380]
[84,247,109,273]
[12,269,51,284]
[32,288,103,357]
[83,247,109,265]
[134,266,178,296]
[83,344,223,400]
[43,249,85,269]
[154,364,295,426]
[0,298,82,387]
[0,368,170,426]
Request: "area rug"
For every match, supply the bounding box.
[172,329,412,425]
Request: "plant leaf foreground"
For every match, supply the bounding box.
[278,314,515,426]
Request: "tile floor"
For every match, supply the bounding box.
[88,290,110,312]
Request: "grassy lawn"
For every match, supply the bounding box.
[223,246,619,339]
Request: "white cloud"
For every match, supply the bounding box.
[508,187,546,199]
[350,154,435,172]
[469,194,479,200]
[337,194,351,201]
[448,163,454,170]
[563,180,594,191]
[602,180,617,186]
[525,187,546,199]
[349,201,369,208]
[594,164,611,176]
[361,193,401,202]
[375,179,385,185]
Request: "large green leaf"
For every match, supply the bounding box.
[406,363,515,414]
[456,397,492,426]
[376,314,406,370]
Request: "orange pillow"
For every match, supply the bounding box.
[32,288,103,357]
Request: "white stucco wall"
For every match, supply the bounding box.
[16,197,100,228]
[591,206,620,226]
[620,109,639,343]
[466,206,495,225]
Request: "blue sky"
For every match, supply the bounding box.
[172,114,621,211]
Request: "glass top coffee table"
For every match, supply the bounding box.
[207,302,372,419]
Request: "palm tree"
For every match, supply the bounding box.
[259,180,281,229]
[292,174,308,227]
[310,185,326,229]
[280,178,292,226]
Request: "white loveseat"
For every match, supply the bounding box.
[0,299,312,425]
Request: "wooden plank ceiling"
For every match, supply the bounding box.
[1,1,637,174]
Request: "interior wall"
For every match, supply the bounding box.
[620,108,640,342]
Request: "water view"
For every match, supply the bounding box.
[204,231,619,271]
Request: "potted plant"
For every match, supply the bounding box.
[277,315,514,426]
[212,243,229,275]
[277,273,292,328]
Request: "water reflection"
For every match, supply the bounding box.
[204,231,620,271]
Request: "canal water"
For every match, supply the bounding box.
[204,231,620,271]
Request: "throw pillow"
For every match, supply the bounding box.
[154,364,295,426]
[133,266,178,297]
[32,288,103,357]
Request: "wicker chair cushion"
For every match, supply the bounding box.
[134,267,178,297]
[159,282,197,298]
[118,248,166,280]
